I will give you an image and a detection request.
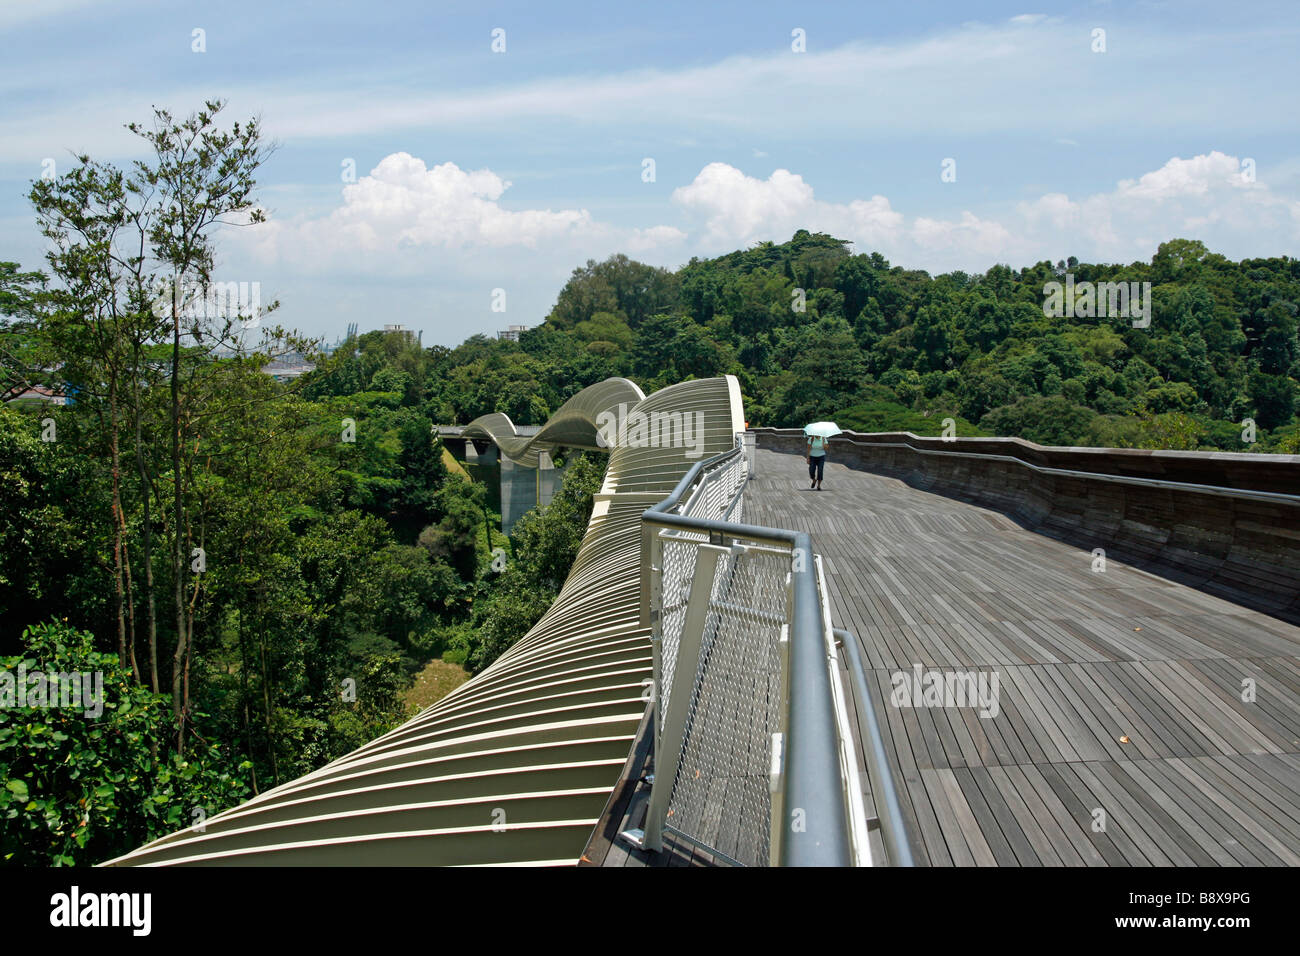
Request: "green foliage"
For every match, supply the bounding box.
[980,396,1098,447]
[6,183,1300,868]
[532,234,1296,448]
[830,384,982,435]
[466,454,605,673]
[0,622,250,866]
[0,408,103,645]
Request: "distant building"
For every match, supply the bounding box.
[498,324,529,342]
[5,385,71,406]
[384,324,417,343]
[262,361,314,383]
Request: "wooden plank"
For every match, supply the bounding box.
[745,447,1300,868]
[950,766,1021,866]
[920,768,978,866]
[1037,763,1132,867]
[1089,758,1212,866]
[1114,759,1240,866]
[967,766,1043,866]
[935,768,998,866]
[1016,764,1108,866]
[1165,757,1300,866]
[1137,758,1265,866]
[1060,761,1163,866]
[985,765,1065,865]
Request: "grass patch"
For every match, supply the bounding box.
[442,447,470,479]
[401,658,471,716]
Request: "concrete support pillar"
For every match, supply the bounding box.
[499,455,537,536]
[537,451,565,508]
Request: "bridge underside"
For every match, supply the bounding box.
[749,447,1300,866]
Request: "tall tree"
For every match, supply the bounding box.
[127,100,276,750]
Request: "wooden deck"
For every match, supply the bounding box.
[748,447,1300,866]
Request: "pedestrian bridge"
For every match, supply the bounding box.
[106,377,1300,866]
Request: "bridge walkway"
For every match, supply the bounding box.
[748,448,1300,866]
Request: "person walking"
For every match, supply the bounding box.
[806,433,828,490]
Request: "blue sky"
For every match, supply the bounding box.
[2,0,1298,346]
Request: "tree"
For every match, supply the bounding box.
[0,621,250,866]
[127,100,278,750]
[0,409,91,642]
[1249,372,1297,430]
[466,454,604,673]
[393,414,449,541]
[979,396,1097,446]
[417,479,486,581]
[0,262,49,402]
[30,157,161,685]
[1151,238,1209,283]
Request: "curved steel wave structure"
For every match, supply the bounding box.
[461,377,645,468]
[105,375,745,866]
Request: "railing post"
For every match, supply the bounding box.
[769,622,790,866]
[640,542,724,852]
[649,527,665,750]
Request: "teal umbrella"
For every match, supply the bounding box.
[803,421,842,438]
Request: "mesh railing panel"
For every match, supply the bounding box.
[648,443,794,866]
[657,534,701,723]
[679,448,745,521]
[664,545,788,866]
[636,437,874,867]
[656,449,747,730]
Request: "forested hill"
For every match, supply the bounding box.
[410,231,1299,452]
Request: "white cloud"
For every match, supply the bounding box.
[1116,151,1247,200]
[233,152,683,276]
[212,149,1300,343]
[670,152,1300,271]
[911,212,1015,255]
[626,225,687,252]
[253,151,1296,280]
[672,163,818,244]
[329,153,595,249]
[1017,150,1300,258]
[671,163,906,250]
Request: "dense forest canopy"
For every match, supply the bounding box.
[1,103,1297,866]
[0,103,604,865]
[494,232,1298,451]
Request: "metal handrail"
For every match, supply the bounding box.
[758,430,1300,507]
[639,439,853,866]
[833,627,916,867]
